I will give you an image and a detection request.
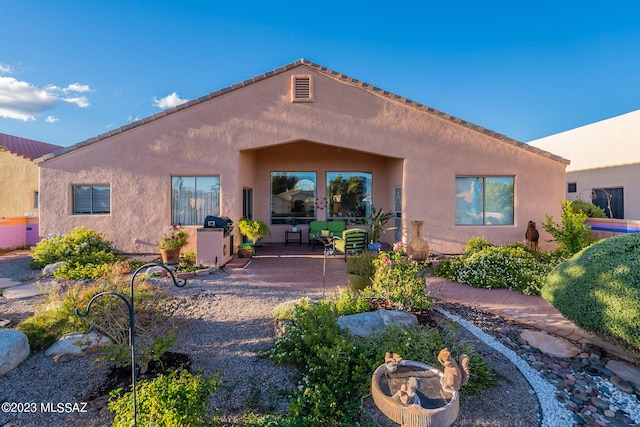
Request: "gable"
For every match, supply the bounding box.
[35,59,568,166]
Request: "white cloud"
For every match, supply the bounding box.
[0,64,12,74]
[0,76,91,121]
[45,115,59,123]
[153,92,188,109]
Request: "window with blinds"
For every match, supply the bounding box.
[73,185,110,214]
[291,75,313,102]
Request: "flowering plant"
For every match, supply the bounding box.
[287,216,299,227]
[158,224,189,250]
[370,243,429,311]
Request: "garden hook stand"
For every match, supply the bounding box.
[76,263,187,426]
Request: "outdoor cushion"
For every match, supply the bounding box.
[327,220,346,235]
[334,229,368,260]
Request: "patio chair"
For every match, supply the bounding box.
[333,229,368,261]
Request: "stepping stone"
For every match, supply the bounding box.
[606,360,640,385]
[609,375,634,394]
[519,330,580,358]
[338,309,418,338]
[0,329,30,376]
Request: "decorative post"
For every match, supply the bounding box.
[76,263,187,426]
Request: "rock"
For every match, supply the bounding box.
[519,330,580,358]
[603,409,616,418]
[609,375,634,394]
[0,329,30,376]
[45,332,111,359]
[42,261,65,276]
[338,309,417,338]
[605,360,640,385]
[0,319,10,328]
[145,266,166,276]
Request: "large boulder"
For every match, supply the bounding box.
[338,309,418,338]
[0,329,30,376]
[45,332,111,359]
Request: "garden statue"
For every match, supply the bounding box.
[437,348,470,392]
[372,351,471,427]
[525,220,539,250]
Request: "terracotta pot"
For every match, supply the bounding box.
[407,220,430,261]
[160,248,181,265]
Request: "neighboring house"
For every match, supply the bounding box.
[0,133,62,217]
[529,109,640,220]
[35,59,568,255]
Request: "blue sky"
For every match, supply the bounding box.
[1,1,639,147]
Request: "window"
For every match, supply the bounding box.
[455,177,514,225]
[568,183,577,193]
[327,172,372,221]
[172,176,220,225]
[593,187,624,219]
[73,185,110,214]
[33,191,39,209]
[271,172,316,224]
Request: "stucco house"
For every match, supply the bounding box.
[0,133,62,218]
[35,59,568,256]
[529,109,640,220]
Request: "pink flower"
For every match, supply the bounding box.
[393,241,405,251]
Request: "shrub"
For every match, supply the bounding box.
[365,246,430,311]
[571,199,606,218]
[30,227,122,279]
[543,200,596,256]
[346,252,376,278]
[267,299,496,424]
[542,234,640,351]
[332,288,371,316]
[432,239,560,296]
[108,369,218,427]
[17,280,91,351]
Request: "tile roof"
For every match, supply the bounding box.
[0,133,63,161]
[35,58,569,165]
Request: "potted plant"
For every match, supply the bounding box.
[366,205,396,251]
[288,216,299,232]
[346,252,376,291]
[158,224,189,264]
[238,218,271,256]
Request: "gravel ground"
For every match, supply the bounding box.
[1,254,539,426]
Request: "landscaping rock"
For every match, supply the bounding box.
[0,329,30,376]
[42,261,65,276]
[338,309,417,338]
[519,329,580,358]
[606,360,640,386]
[44,331,111,359]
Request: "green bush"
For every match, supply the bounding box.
[542,233,640,351]
[365,247,430,311]
[332,289,371,316]
[267,299,496,425]
[432,238,561,296]
[543,200,596,256]
[30,227,122,279]
[108,369,218,427]
[571,199,606,218]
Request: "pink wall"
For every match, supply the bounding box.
[37,65,567,254]
[0,216,39,249]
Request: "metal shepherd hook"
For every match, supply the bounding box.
[76,263,187,426]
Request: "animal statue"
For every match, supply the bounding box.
[525,220,540,250]
[384,352,403,373]
[437,348,470,391]
[393,377,419,406]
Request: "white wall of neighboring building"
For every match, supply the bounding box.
[529,109,640,220]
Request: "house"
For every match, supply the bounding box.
[529,109,640,220]
[35,59,568,256]
[0,133,62,217]
[0,133,62,248]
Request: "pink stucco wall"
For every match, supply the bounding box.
[37,65,566,254]
[0,216,39,248]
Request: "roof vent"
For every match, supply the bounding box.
[291,75,313,102]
